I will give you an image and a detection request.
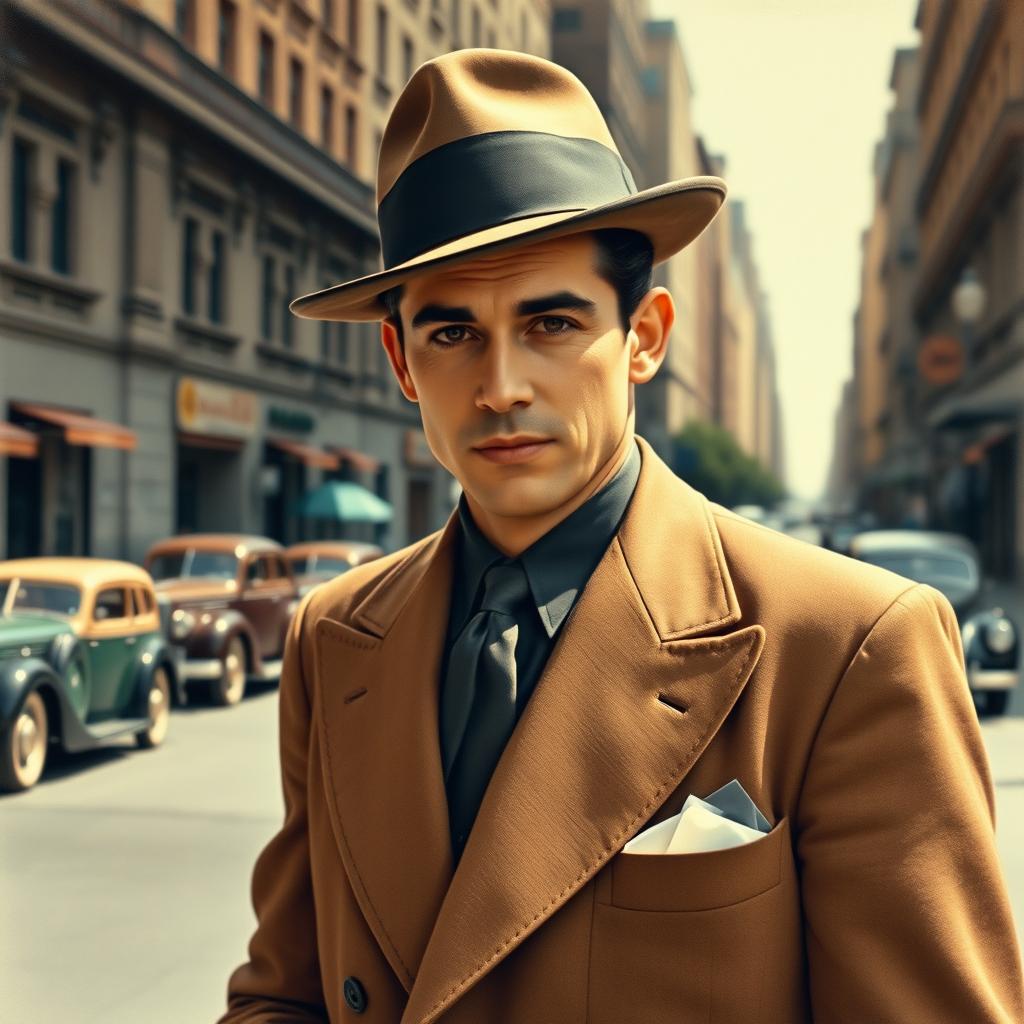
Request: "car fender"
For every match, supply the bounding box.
[0,658,61,723]
[961,608,1019,668]
[182,609,255,662]
[133,635,184,708]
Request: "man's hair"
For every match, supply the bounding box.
[378,227,654,348]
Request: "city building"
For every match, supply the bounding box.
[912,0,1024,581]
[0,0,550,561]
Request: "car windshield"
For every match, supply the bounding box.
[290,555,353,575]
[149,549,239,581]
[1,579,82,617]
[858,552,974,585]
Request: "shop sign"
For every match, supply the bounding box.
[405,428,436,468]
[176,377,258,439]
[268,406,316,433]
[918,335,964,387]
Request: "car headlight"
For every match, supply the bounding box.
[170,609,196,640]
[985,617,1016,655]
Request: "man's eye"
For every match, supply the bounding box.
[536,316,573,334]
[430,325,471,346]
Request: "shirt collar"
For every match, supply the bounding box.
[454,437,642,639]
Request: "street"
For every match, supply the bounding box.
[3,685,1024,1023]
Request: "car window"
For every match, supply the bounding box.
[246,557,270,583]
[8,581,82,617]
[134,586,154,614]
[273,556,289,578]
[149,550,238,580]
[858,552,974,583]
[314,558,355,575]
[94,588,129,622]
[288,556,311,574]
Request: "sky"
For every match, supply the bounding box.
[649,0,921,502]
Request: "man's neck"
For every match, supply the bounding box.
[464,432,636,558]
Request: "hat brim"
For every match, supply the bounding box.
[289,174,727,322]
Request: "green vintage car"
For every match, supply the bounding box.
[0,558,179,792]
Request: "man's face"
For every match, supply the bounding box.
[380,233,662,521]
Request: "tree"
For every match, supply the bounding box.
[670,419,786,508]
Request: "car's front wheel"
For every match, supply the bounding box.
[1,690,49,792]
[136,667,171,749]
[210,636,247,706]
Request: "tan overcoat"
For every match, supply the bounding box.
[218,435,1024,1023]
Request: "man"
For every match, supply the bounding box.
[218,49,1023,1023]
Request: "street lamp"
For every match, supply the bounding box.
[952,265,987,361]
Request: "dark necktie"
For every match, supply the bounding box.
[440,559,532,862]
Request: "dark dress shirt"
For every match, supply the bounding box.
[438,438,642,849]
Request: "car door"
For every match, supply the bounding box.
[237,555,283,658]
[85,586,136,720]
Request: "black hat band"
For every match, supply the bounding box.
[377,130,638,268]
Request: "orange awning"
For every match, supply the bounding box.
[0,421,39,458]
[11,402,137,451]
[329,446,381,473]
[267,437,340,470]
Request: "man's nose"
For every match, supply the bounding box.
[474,336,533,413]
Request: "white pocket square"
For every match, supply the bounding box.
[622,779,772,855]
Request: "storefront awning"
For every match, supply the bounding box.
[0,421,39,458]
[266,437,340,470]
[11,401,138,450]
[926,359,1024,430]
[328,445,381,473]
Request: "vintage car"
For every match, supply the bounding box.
[143,534,300,706]
[284,540,384,596]
[849,529,1019,716]
[0,558,176,792]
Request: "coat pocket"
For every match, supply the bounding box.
[587,818,798,1024]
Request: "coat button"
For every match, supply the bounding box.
[343,976,368,1014]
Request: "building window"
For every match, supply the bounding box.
[258,30,275,105]
[376,4,388,79]
[11,136,34,263]
[471,4,481,46]
[402,35,414,82]
[261,254,275,339]
[323,0,334,32]
[282,263,295,347]
[218,1,237,75]
[345,103,358,167]
[553,7,582,30]
[175,0,196,44]
[289,57,304,129]
[320,85,334,149]
[348,0,360,50]
[51,157,74,275]
[520,9,527,49]
[182,216,199,316]
[208,229,225,324]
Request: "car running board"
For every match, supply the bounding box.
[85,718,149,741]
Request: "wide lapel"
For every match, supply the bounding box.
[314,511,461,994]
[400,435,766,1024]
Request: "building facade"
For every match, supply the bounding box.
[912,0,1024,581]
[0,0,550,562]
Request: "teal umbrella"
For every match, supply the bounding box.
[293,481,393,523]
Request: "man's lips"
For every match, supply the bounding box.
[472,439,554,464]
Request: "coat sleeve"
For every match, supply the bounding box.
[216,590,328,1023]
[798,581,1024,1019]
[796,580,1024,1022]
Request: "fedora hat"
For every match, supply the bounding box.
[289,47,726,323]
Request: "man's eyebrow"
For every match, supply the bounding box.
[409,291,596,329]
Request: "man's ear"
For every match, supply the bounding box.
[627,287,674,385]
[380,320,419,402]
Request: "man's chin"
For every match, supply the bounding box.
[464,476,575,520]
